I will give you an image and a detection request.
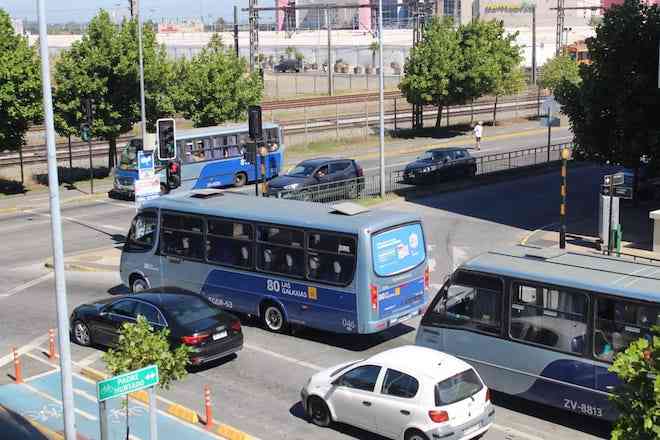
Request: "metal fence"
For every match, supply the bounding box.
[271,142,573,204]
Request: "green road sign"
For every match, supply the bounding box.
[97,365,159,402]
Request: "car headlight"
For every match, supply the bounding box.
[422,166,432,173]
[284,183,300,190]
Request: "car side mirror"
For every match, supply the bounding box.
[331,377,342,387]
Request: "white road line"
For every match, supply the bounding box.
[25,210,126,232]
[492,423,547,440]
[21,382,98,421]
[0,273,54,298]
[25,351,57,367]
[0,333,51,368]
[243,343,324,371]
[73,387,98,403]
[25,369,60,383]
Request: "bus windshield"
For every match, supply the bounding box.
[372,223,425,277]
[119,139,143,170]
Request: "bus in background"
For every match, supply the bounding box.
[566,40,591,65]
[110,122,284,199]
[416,245,660,421]
[120,192,430,334]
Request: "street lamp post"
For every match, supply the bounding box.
[378,0,385,198]
[559,146,570,249]
[136,0,147,149]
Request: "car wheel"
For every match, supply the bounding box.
[234,172,248,187]
[307,396,332,427]
[261,303,287,333]
[131,277,149,293]
[73,321,92,347]
[405,429,430,440]
[160,183,169,195]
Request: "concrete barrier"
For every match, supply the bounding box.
[217,423,253,440]
[167,403,199,425]
[79,366,108,382]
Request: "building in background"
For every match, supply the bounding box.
[10,18,24,35]
[158,19,204,33]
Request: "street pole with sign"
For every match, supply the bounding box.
[36,1,77,438]
[136,0,148,150]
[248,106,263,196]
[559,146,570,248]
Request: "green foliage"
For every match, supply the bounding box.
[400,17,462,128]
[400,18,522,129]
[0,9,42,152]
[609,326,660,440]
[538,55,581,92]
[102,316,191,391]
[557,0,660,169]
[174,36,263,127]
[53,11,175,167]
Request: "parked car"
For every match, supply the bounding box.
[275,59,302,73]
[402,148,477,185]
[266,157,364,201]
[300,345,494,440]
[69,289,243,366]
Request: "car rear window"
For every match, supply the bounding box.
[372,223,425,277]
[163,296,220,326]
[435,369,483,406]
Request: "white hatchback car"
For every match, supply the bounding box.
[301,345,494,440]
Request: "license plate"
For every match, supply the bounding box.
[463,422,481,436]
[212,331,227,341]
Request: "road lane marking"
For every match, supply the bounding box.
[78,350,104,367]
[243,343,324,371]
[25,369,60,383]
[25,210,126,232]
[21,382,98,421]
[0,334,51,367]
[0,273,54,298]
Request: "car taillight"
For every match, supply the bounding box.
[429,410,449,423]
[370,285,378,312]
[486,388,491,402]
[181,332,210,346]
[424,267,430,290]
[356,165,364,177]
[231,320,241,332]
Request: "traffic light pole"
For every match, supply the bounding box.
[86,99,94,194]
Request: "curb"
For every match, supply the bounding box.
[79,366,107,382]
[30,419,65,440]
[167,403,199,424]
[216,423,254,440]
[44,245,121,273]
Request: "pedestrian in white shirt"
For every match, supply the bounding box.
[473,121,483,151]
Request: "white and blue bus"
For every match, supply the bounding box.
[120,191,430,334]
[111,123,284,198]
[416,245,660,421]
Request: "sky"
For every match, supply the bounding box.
[0,0,256,23]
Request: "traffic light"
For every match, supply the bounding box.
[166,161,181,190]
[248,105,262,141]
[156,118,176,161]
[80,123,91,142]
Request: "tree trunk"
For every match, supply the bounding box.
[493,95,499,126]
[108,138,117,169]
[435,105,443,129]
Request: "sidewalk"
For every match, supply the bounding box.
[0,180,114,215]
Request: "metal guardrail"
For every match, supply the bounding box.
[271,142,573,204]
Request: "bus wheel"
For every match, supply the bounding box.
[130,276,149,293]
[261,302,287,333]
[234,172,247,187]
[160,184,170,195]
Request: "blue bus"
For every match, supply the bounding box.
[416,245,660,421]
[110,123,284,199]
[119,191,430,334]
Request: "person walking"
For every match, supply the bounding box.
[473,121,483,151]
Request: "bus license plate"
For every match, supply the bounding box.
[213,331,227,341]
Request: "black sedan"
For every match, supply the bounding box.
[69,289,243,366]
[402,147,477,185]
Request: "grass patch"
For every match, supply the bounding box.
[34,166,111,186]
[286,135,382,157]
[356,194,400,208]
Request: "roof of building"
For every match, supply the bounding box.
[461,246,660,303]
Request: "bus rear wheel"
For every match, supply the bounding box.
[261,302,288,333]
[234,172,247,187]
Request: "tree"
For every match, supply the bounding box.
[175,34,263,127]
[103,316,191,390]
[0,9,41,155]
[609,326,660,440]
[538,54,581,93]
[399,17,462,128]
[492,66,527,125]
[457,19,523,114]
[556,0,660,172]
[53,11,175,168]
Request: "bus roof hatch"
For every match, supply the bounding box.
[190,188,225,199]
[330,202,370,216]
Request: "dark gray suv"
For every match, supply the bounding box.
[266,158,364,201]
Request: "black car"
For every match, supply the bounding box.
[402,147,477,185]
[266,157,364,201]
[274,59,301,73]
[69,289,243,366]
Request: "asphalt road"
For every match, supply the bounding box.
[0,150,613,440]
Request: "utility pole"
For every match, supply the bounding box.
[560,146,570,248]
[37,1,76,439]
[129,0,136,18]
[326,8,333,96]
[136,0,147,150]
[249,0,259,72]
[378,0,385,198]
[532,5,537,85]
[234,5,239,57]
[555,0,565,55]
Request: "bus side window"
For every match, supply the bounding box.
[206,219,253,269]
[426,271,503,334]
[160,213,204,261]
[307,233,356,285]
[257,225,304,278]
[594,298,659,363]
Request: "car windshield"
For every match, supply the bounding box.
[419,151,434,161]
[288,163,316,177]
[163,296,220,326]
[435,369,483,406]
